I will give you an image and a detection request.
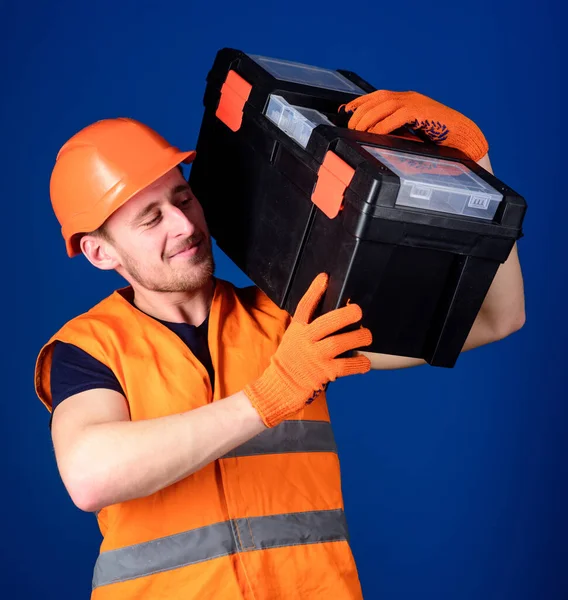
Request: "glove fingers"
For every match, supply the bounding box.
[310,303,364,340]
[320,327,373,358]
[332,355,372,378]
[293,273,329,325]
[344,89,395,113]
[367,108,414,135]
[348,98,401,131]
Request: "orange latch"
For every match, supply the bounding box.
[311,151,355,219]
[215,70,252,132]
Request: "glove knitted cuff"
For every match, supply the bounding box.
[243,358,309,428]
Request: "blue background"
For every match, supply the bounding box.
[2,0,565,598]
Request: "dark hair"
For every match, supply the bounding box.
[82,221,113,246]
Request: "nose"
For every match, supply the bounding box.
[166,204,196,238]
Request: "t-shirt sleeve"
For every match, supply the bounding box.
[50,341,125,412]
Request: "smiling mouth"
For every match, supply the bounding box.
[170,239,202,259]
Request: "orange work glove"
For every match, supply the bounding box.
[344,90,489,162]
[244,273,372,428]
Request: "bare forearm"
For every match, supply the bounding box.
[62,391,265,512]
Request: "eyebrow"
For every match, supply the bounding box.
[130,184,191,226]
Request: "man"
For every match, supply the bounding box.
[35,91,525,599]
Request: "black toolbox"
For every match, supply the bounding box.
[189,48,526,367]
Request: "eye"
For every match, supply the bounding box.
[143,213,161,227]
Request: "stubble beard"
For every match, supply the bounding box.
[120,238,216,293]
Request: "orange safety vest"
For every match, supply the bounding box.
[35,278,363,599]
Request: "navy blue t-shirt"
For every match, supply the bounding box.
[50,309,215,413]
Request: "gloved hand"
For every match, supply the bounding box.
[344,90,489,162]
[244,273,372,428]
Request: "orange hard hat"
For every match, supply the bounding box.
[50,117,196,257]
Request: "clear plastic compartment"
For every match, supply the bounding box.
[362,146,503,220]
[265,95,334,149]
[251,54,365,94]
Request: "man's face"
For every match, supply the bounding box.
[103,168,215,293]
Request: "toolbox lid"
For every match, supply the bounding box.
[250,54,366,94]
[265,94,334,149]
[362,146,504,220]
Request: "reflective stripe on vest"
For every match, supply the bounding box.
[221,420,337,458]
[92,508,349,589]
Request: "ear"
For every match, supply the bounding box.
[80,235,120,271]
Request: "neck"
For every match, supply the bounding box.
[130,277,216,326]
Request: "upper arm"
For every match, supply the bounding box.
[49,340,130,457]
[51,388,130,502]
[49,339,131,494]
